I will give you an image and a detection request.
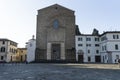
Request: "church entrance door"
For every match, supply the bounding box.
[51,44,61,60]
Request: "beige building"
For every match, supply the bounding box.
[0,39,18,62]
[35,4,76,62]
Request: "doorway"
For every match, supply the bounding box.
[51,44,61,60]
[95,56,101,62]
[108,53,112,63]
[78,55,83,63]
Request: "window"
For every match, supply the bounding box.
[95,38,99,41]
[95,44,99,47]
[14,50,17,53]
[53,19,59,29]
[115,44,118,50]
[16,49,18,53]
[113,35,115,39]
[78,38,82,41]
[102,46,104,51]
[13,49,17,53]
[9,48,11,52]
[1,47,5,52]
[105,55,107,59]
[102,46,107,51]
[21,50,23,53]
[117,35,119,39]
[30,43,32,47]
[86,44,91,47]
[12,48,14,53]
[101,36,107,41]
[55,7,58,9]
[113,35,119,39]
[96,50,99,54]
[1,56,3,60]
[104,46,107,50]
[10,41,17,46]
[86,38,91,41]
[78,44,83,47]
[88,50,90,53]
[88,57,91,62]
[2,41,5,44]
[116,55,119,59]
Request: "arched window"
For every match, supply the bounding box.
[12,48,14,53]
[9,48,12,52]
[53,19,59,29]
[30,43,32,47]
[1,47,5,52]
[78,50,84,55]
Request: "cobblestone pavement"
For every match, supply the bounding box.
[0,63,120,80]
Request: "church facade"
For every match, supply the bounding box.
[35,4,76,62]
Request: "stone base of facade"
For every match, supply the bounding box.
[35,48,76,63]
[35,48,47,61]
[34,59,76,63]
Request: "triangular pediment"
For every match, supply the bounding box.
[38,4,74,13]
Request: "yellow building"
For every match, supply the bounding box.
[17,48,27,62]
[10,48,27,62]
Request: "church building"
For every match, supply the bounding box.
[35,4,76,62]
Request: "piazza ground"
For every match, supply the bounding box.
[0,63,120,80]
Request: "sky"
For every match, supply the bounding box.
[0,0,120,47]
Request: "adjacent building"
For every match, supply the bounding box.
[76,29,120,63]
[17,48,27,62]
[100,31,120,63]
[0,39,18,62]
[76,29,101,63]
[26,36,36,63]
